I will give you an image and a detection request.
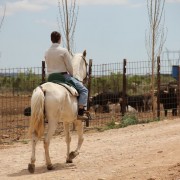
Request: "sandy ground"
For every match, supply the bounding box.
[1,119,180,180]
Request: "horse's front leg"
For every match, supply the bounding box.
[68,120,84,162]
[28,133,38,173]
[64,122,72,163]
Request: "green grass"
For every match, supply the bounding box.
[120,114,138,128]
[101,114,161,131]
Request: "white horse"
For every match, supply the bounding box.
[28,50,88,173]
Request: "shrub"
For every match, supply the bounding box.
[120,114,138,128]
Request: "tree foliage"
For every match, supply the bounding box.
[91,72,123,95]
[0,69,42,95]
[90,72,168,96]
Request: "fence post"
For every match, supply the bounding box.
[86,59,93,127]
[157,56,160,118]
[42,61,46,83]
[122,59,127,116]
[87,59,92,110]
[178,66,180,116]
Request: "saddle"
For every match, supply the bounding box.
[47,73,79,96]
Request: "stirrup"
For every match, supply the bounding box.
[84,111,92,120]
[77,114,89,121]
[77,111,92,121]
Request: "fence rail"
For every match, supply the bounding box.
[0,57,180,140]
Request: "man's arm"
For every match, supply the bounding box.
[64,50,73,76]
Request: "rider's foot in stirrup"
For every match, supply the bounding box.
[77,108,88,120]
[77,114,89,120]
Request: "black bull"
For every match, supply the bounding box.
[89,92,152,113]
[159,89,177,116]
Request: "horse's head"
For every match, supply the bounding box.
[72,50,88,84]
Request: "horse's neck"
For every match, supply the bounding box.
[73,66,83,82]
[72,55,84,82]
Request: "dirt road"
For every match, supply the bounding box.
[1,118,180,180]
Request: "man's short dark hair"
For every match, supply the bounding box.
[51,31,61,43]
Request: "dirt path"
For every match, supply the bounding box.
[1,119,180,180]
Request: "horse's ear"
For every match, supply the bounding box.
[83,50,86,57]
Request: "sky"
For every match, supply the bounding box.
[0,0,180,68]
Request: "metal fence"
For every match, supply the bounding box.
[0,57,180,141]
[0,66,42,140]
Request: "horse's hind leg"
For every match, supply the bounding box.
[64,122,72,163]
[28,133,38,173]
[44,121,57,170]
[74,120,84,153]
[67,120,84,163]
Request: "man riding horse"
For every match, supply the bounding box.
[45,31,88,120]
[27,31,89,173]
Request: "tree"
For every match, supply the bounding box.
[57,0,79,54]
[145,0,167,118]
[0,5,6,60]
[0,4,6,31]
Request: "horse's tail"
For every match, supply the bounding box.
[28,86,45,139]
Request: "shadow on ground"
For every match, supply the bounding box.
[8,163,76,177]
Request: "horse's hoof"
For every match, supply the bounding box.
[69,151,79,159]
[28,163,35,173]
[47,164,54,170]
[66,159,73,163]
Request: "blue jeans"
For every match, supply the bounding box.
[63,74,88,107]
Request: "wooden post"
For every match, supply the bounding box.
[157,56,160,118]
[122,59,127,116]
[42,61,46,83]
[86,59,93,127]
[87,59,92,111]
[178,66,180,116]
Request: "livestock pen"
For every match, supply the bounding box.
[0,57,180,141]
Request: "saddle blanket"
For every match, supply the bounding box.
[47,72,79,96]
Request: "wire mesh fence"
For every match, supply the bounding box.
[0,66,42,141]
[88,57,180,126]
[0,57,180,141]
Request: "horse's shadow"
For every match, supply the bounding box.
[8,163,76,177]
